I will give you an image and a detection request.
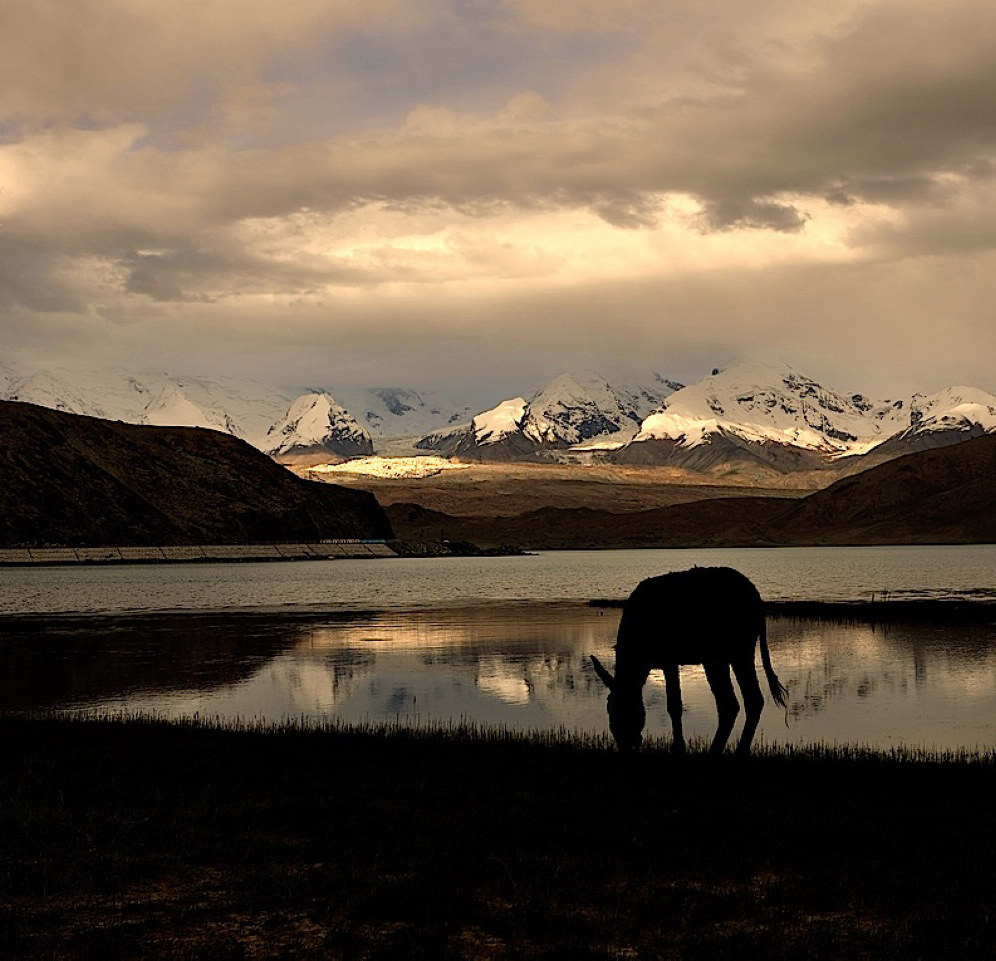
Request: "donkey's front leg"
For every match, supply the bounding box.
[663,664,685,755]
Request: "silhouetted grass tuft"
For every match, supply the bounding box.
[43,708,996,764]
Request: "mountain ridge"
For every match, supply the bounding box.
[2,360,993,476]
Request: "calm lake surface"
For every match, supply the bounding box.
[2,546,995,751]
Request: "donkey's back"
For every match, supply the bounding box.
[616,566,764,667]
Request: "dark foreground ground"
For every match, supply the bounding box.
[2,718,995,960]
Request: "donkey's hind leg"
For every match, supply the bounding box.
[731,658,765,757]
[703,661,739,755]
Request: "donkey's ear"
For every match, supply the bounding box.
[589,654,615,690]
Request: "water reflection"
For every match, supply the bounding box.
[0,616,301,710]
[2,605,995,751]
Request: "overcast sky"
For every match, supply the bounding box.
[1,0,994,403]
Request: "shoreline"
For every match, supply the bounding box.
[2,539,992,567]
[0,538,529,567]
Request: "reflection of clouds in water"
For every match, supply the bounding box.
[46,602,996,750]
[282,612,996,749]
[303,607,612,655]
[476,670,531,705]
[474,654,576,706]
[267,652,375,712]
[769,618,996,721]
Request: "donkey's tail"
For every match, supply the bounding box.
[759,617,788,708]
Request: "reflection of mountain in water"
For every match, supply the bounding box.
[6,606,996,750]
[0,615,307,711]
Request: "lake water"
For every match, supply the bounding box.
[2,546,995,751]
[2,544,995,615]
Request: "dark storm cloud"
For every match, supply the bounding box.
[0,236,87,313]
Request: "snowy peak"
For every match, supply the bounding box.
[264,392,373,464]
[332,386,473,441]
[474,397,527,444]
[138,375,294,448]
[143,383,238,436]
[521,372,630,446]
[906,386,996,436]
[0,366,293,448]
[6,368,100,417]
[413,370,683,460]
[520,370,679,448]
[635,361,899,452]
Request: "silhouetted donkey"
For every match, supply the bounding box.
[590,567,788,755]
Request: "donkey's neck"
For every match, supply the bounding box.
[613,655,651,688]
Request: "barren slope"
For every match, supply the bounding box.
[311,461,816,517]
[0,401,392,547]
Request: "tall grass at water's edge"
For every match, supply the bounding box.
[16,708,996,766]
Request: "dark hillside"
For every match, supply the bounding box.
[387,435,996,549]
[0,401,392,546]
[386,497,795,549]
[768,432,996,544]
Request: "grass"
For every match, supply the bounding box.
[2,714,996,959]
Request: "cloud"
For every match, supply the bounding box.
[0,1,413,128]
[0,0,994,398]
[0,235,87,313]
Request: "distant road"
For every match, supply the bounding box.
[0,541,396,566]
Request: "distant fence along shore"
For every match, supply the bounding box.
[0,541,397,566]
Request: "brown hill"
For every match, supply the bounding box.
[386,497,795,550]
[767,432,996,545]
[386,434,996,549]
[0,401,392,547]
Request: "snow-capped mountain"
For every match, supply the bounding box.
[0,365,469,453]
[330,386,473,449]
[264,393,373,464]
[437,396,542,461]
[837,385,996,467]
[630,362,900,450]
[420,371,683,460]
[473,397,528,445]
[2,359,993,475]
[907,386,996,437]
[521,372,680,446]
[615,362,996,476]
[1,365,294,448]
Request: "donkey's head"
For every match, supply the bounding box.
[590,654,646,752]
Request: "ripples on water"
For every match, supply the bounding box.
[1,544,995,615]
